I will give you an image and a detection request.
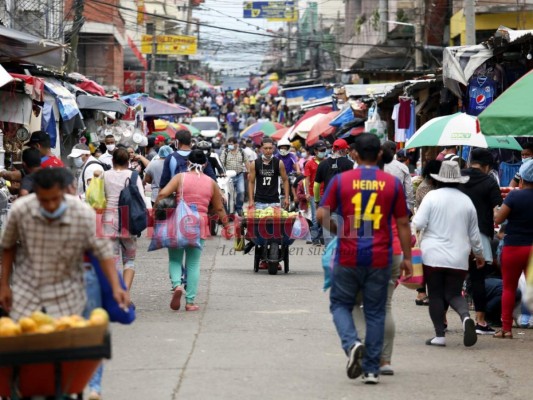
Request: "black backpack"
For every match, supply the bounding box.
[82,160,111,192]
[118,171,147,237]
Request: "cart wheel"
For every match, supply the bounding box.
[268,262,278,275]
[210,217,218,236]
[283,246,289,274]
[254,245,260,273]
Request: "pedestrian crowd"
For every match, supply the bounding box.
[0,121,531,397]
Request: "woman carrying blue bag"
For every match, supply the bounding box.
[157,150,231,312]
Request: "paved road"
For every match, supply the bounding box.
[102,237,533,399]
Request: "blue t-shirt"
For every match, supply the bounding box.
[503,188,533,246]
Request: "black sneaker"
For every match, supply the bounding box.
[476,323,496,335]
[346,342,364,379]
[463,317,477,347]
[363,373,379,384]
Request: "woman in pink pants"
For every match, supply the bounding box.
[494,160,533,338]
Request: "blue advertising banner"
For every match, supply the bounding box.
[243,1,297,21]
[283,85,332,107]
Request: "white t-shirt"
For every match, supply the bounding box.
[412,187,483,270]
[243,147,257,162]
[392,104,406,143]
[98,151,113,167]
[78,156,105,198]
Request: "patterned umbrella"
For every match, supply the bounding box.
[171,123,200,137]
[306,111,339,145]
[240,121,284,138]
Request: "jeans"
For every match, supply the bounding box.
[83,267,103,394]
[309,200,322,244]
[233,173,245,213]
[424,265,470,337]
[353,255,402,364]
[255,202,280,209]
[330,264,391,375]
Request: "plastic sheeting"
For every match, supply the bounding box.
[77,94,128,114]
[0,92,32,125]
[43,78,81,121]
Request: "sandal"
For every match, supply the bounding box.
[493,329,513,339]
[415,296,429,306]
[185,303,200,312]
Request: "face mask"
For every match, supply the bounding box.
[203,150,209,155]
[317,151,326,159]
[523,157,532,163]
[73,157,84,168]
[40,201,68,220]
[178,150,191,157]
[228,145,235,151]
[301,152,307,158]
[279,149,289,156]
[325,149,332,156]
[262,154,272,161]
[106,144,115,152]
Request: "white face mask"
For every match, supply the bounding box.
[106,144,115,152]
[301,152,307,158]
[279,149,289,156]
[73,157,84,168]
[522,157,532,163]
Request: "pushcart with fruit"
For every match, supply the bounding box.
[0,311,111,400]
[241,207,298,275]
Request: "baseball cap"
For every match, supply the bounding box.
[470,148,493,166]
[314,140,327,150]
[29,130,49,144]
[155,135,166,145]
[68,144,91,158]
[332,139,349,150]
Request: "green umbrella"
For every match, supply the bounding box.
[405,113,522,150]
[479,70,533,136]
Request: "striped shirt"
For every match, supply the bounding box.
[220,148,246,174]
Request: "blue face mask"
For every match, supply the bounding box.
[40,201,68,220]
[177,150,191,157]
[228,144,235,151]
[325,149,332,156]
[317,151,326,159]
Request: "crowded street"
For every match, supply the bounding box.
[105,237,533,400]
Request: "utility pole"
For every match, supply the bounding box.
[464,0,476,45]
[415,0,425,69]
[184,0,194,74]
[149,32,157,97]
[65,0,85,73]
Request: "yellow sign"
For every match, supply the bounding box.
[141,35,197,55]
[137,0,145,25]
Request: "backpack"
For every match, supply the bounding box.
[118,170,147,237]
[172,152,189,176]
[82,160,111,192]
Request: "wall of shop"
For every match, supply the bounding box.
[450,10,533,45]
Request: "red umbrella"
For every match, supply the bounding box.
[268,82,279,96]
[306,111,340,146]
[248,131,265,146]
[294,106,333,129]
[271,127,289,141]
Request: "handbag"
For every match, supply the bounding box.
[364,106,387,142]
[397,247,424,290]
[85,177,106,209]
[86,252,136,324]
[148,174,202,251]
[290,215,310,239]
[154,194,177,220]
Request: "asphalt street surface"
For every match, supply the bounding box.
[102,237,533,399]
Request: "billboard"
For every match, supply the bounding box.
[283,85,333,107]
[141,35,197,55]
[243,1,298,22]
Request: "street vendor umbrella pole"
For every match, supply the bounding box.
[405,113,523,151]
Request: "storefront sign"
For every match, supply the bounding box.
[141,35,197,55]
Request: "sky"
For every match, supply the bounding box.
[193,0,288,75]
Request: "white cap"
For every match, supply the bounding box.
[68,146,91,158]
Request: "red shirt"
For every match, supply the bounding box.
[320,166,408,268]
[41,155,64,168]
[303,157,323,196]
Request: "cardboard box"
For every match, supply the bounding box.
[0,323,107,354]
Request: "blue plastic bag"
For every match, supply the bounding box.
[148,199,202,251]
[86,252,136,324]
[322,237,338,292]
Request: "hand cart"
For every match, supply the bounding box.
[0,329,111,400]
[241,217,296,275]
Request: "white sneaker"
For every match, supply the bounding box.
[363,373,379,384]
[346,342,364,379]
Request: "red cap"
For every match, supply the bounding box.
[332,138,349,150]
[155,135,166,144]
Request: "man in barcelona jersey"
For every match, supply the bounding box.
[317,133,413,385]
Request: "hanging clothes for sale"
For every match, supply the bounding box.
[397,97,411,129]
[464,63,504,116]
[391,103,406,143]
[405,100,417,141]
